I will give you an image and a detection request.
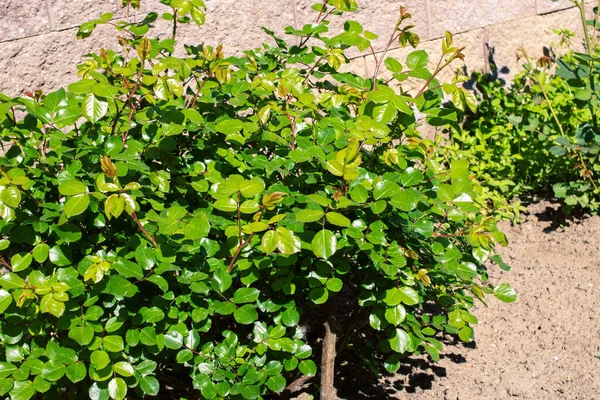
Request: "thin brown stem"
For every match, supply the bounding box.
[236,191,242,246]
[414,52,451,100]
[0,254,11,270]
[285,113,296,150]
[172,9,178,40]
[228,233,256,272]
[279,375,314,399]
[131,211,157,248]
[191,76,209,109]
[372,32,401,90]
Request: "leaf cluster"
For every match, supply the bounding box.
[0,1,513,399]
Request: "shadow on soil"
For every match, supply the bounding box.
[520,195,591,233]
[332,336,473,400]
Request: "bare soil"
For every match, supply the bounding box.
[333,200,600,399]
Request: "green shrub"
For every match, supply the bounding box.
[444,0,600,217]
[0,1,514,399]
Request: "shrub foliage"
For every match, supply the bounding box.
[445,0,600,217]
[0,1,513,399]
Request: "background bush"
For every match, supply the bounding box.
[444,0,600,218]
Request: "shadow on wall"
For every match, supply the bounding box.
[463,42,511,91]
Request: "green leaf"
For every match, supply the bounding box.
[458,325,474,342]
[82,93,108,124]
[281,309,300,326]
[140,376,159,395]
[183,214,211,239]
[309,287,329,304]
[311,229,337,259]
[113,259,143,279]
[66,363,87,383]
[575,88,592,100]
[213,267,232,293]
[91,350,110,369]
[326,277,343,292]
[390,190,419,211]
[41,361,66,381]
[389,328,410,353]
[40,294,65,317]
[164,331,184,349]
[239,179,265,197]
[549,146,567,156]
[326,160,344,176]
[349,184,368,203]
[68,326,95,346]
[103,336,124,352]
[385,304,406,325]
[0,273,25,289]
[384,58,403,73]
[9,380,35,400]
[64,194,90,217]
[371,102,397,124]
[105,276,138,298]
[384,286,419,306]
[326,212,351,227]
[0,186,20,208]
[232,287,260,304]
[58,180,87,196]
[10,253,32,272]
[400,167,424,186]
[113,362,134,377]
[0,290,12,314]
[140,327,158,346]
[494,284,517,303]
[108,377,127,400]
[267,375,286,393]
[215,119,244,134]
[176,349,194,363]
[49,246,71,266]
[0,378,13,396]
[214,198,238,212]
[261,230,279,254]
[298,360,317,377]
[296,209,325,223]
[406,50,429,69]
[373,181,401,200]
[32,243,50,263]
[234,304,258,324]
[276,228,301,255]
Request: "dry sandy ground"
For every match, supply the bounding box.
[371,200,600,400]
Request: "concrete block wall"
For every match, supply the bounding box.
[0,0,595,95]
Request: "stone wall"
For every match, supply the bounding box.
[0,0,595,95]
